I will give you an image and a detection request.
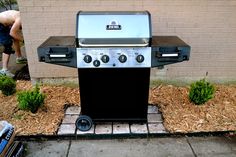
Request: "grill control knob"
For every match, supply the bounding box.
[136,55,145,63]
[101,55,109,63]
[118,55,127,63]
[93,60,100,67]
[84,55,92,63]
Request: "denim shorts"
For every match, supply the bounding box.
[0,23,14,54]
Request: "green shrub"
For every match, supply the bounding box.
[17,84,45,113]
[0,75,16,96]
[189,79,215,105]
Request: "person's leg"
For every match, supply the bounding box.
[2,53,10,70]
[0,44,14,77]
[0,25,15,77]
[13,39,27,64]
[13,39,21,58]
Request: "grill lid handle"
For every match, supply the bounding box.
[78,40,149,47]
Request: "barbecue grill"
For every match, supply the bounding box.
[38,11,190,131]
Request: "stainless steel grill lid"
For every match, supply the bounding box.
[76,11,152,47]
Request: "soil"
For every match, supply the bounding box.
[13,65,31,81]
[0,66,235,135]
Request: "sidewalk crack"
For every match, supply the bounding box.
[186,136,197,157]
[66,140,72,157]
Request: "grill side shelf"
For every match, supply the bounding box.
[151,36,191,68]
[37,36,77,68]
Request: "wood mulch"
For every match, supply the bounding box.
[149,84,236,133]
[0,81,80,135]
[0,81,235,135]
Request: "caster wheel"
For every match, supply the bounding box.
[75,115,93,131]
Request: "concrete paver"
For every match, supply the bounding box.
[147,113,163,123]
[148,123,167,133]
[64,106,168,136]
[57,124,76,135]
[61,105,168,135]
[65,106,81,115]
[95,123,112,134]
[113,123,130,134]
[147,106,159,114]
[76,125,95,135]
[130,123,148,134]
[62,115,79,124]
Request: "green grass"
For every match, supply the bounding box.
[42,81,79,88]
[150,79,190,88]
[12,114,24,120]
[22,143,29,157]
[220,81,236,86]
[28,78,236,90]
[150,79,236,88]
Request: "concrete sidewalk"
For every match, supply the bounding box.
[22,136,236,157]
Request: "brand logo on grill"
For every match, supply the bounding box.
[106,20,121,30]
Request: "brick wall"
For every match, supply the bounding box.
[17,0,236,82]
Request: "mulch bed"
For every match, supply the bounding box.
[149,85,236,133]
[0,81,80,135]
[0,80,235,135]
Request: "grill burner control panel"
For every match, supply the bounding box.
[77,47,151,68]
[37,36,190,69]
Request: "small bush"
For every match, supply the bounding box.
[0,75,16,96]
[189,79,215,105]
[17,84,45,113]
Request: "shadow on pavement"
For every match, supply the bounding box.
[13,64,30,81]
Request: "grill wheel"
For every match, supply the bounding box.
[75,115,93,131]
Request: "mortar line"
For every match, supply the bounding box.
[186,136,197,157]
